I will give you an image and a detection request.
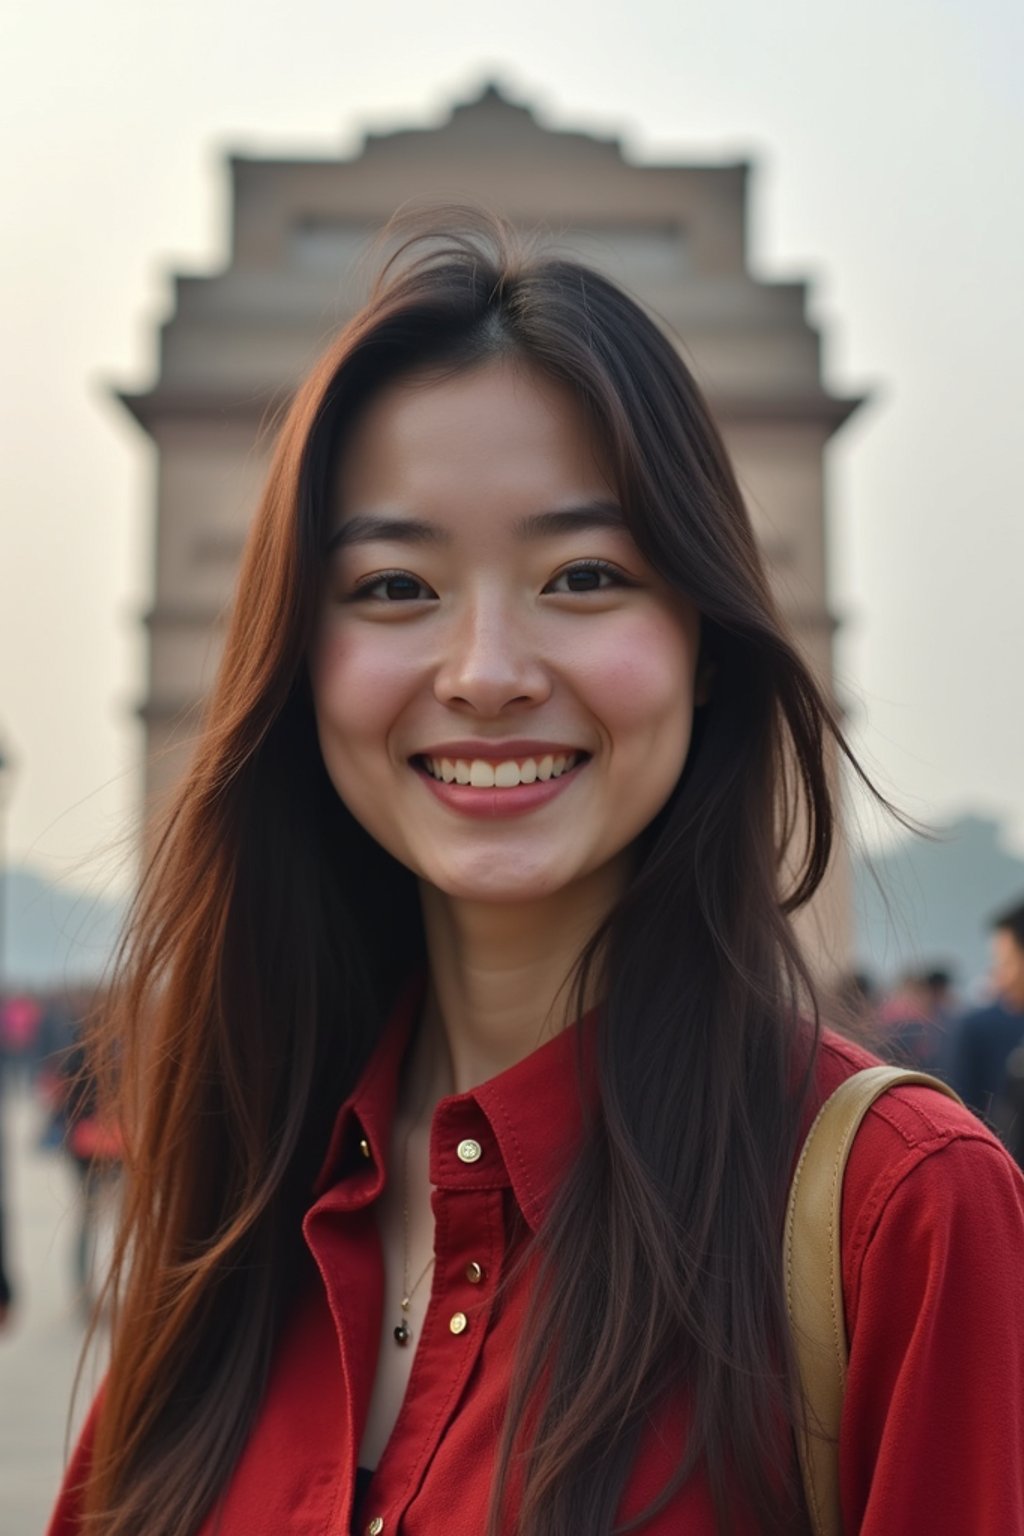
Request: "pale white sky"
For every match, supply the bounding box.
[1,0,1022,898]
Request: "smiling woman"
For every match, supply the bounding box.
[48,209,1024,1536]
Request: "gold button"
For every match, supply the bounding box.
[449,1311,468,1335]
[457,1138,482,1163]
[465,1261,483,1283]
[366,1519,384,1536]
[358,1137,371,1160]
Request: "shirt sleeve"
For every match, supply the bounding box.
[839,1133,1024,1534]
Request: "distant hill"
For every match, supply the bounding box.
[852,813,1024,997]
[2,865,128,991]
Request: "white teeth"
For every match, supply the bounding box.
[421,752,582,787]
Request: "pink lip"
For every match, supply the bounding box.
[414,738,588,762]
[412,756,589,819]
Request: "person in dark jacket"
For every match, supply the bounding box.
[0,1077,14,1327]
[949,898,1024,1143]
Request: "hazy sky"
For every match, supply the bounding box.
[1,0,1022,899]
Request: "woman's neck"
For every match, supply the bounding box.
[411,860,626,1100]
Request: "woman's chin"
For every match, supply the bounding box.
[418,859,577,908]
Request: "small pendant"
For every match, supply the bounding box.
[394,1320,411,1346]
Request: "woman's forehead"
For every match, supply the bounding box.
[331,357,614,524]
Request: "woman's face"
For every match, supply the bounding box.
[311,357,702,908]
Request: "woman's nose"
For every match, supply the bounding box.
[432,600,552,715]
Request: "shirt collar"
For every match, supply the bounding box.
[311,976,422,1202]
[450,1016,596,1231]
[312,977,597,1233]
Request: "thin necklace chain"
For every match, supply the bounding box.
[394,1064,436,1346]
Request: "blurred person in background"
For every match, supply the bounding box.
[834,968,878,1031]
[877,964,956,1075]
[37,987,85,1148]
[921,966,957,1028]
[1003,1039,1024,1168]
[0,999,20,1328]
[0,1109,13,1329]
[55,993,122,1310]
[950,899,1024,1159]
[0,991,42,1086]
[46,212,1024,1536]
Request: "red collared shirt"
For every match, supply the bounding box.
[49,988,1024,1535]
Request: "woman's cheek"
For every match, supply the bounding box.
[311,622,420,743]
[570,609,699,733]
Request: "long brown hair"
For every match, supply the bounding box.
[85,209,874,1534]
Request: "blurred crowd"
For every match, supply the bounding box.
[838,894,1024,1157]
[1,894,1023,1326]
[0,985,121,1329]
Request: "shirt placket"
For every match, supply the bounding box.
[357,1099,510,1536]
[303,1110,387,1532]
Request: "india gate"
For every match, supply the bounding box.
[118,82,862,968]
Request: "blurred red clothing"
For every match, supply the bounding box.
[1,994,41,1051]
[48,990,1024,1535]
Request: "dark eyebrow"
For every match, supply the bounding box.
[513,500,627,538]
[326,515,446,554]
[325,500,627,554]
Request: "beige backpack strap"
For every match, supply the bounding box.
[783,1064,962,1536]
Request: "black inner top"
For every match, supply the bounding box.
[352,1466,374,1533]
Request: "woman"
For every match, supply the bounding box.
[49,211,1024,1536]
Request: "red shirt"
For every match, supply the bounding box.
[49,986,1024,1535]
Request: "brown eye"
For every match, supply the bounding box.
[545,561,628,595]
[348,571,435,602]
[381,575,425,601]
